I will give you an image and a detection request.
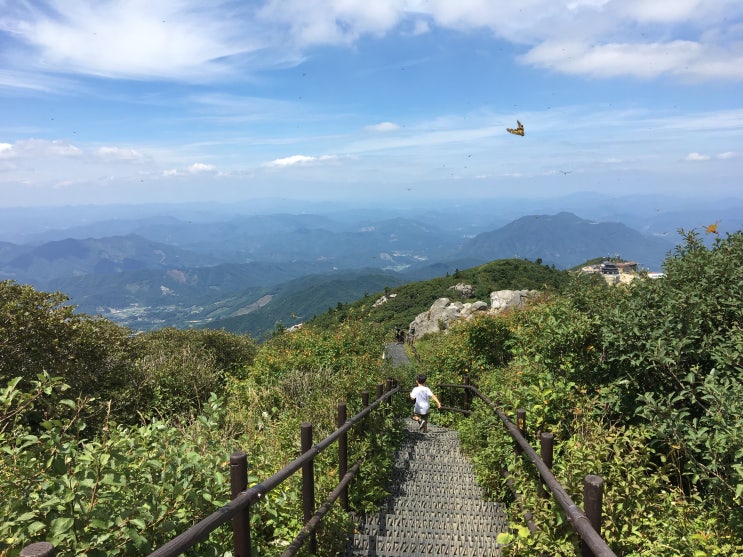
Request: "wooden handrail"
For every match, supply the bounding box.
[441,383,617,557]
[145,384,400,557]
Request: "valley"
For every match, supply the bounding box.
[1,193,740,339]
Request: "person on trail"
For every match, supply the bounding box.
[410,374,441,433]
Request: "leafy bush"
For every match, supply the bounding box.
[1,374,244,556]
[127,328,256,422]
[6,232,741,556]
[598,231,743,517]
[0,281,136,428]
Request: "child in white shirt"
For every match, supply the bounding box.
[410,374,441,432]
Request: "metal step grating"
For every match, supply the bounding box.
[346,418,507,557]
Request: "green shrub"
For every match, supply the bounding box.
[1,375,244,556]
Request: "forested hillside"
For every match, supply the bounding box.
[1,230,741,556]
[309,258,572,334]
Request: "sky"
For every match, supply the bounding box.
[0,0,742,208]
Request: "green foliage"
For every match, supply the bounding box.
[5,230,741,556]
[126,328,257,422]
[1,375,242,556]
[424,231,743,555]
[597,231,743,513]
[1,282,400,554]
[226,319,394,450]
[0,280,136,428]
[415,313,514,387]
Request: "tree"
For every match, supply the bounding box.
[0,281,135,427]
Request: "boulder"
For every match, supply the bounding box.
[489,289,538,312]
[408,289,538,340]
[448,283,475,298]
[408,297,489,339]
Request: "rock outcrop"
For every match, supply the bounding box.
[408,289,538,340]
[448,282,475,298]
[489,289,537,311]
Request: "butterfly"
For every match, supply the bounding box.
[506,120,524,136]
[704,222,719,235]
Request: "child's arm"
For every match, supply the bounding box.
[431,393,442,409]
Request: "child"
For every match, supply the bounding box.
[410,374,441,432]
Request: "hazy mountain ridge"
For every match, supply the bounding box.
[45,260,343,315]
[10,213,463,269]
[2,194,740,336]
[461,212,675,269]
[0,234,222,283]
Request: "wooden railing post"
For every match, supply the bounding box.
[515,409,527,455]
[361,390,370,434]
[538,432,554,498]
[337,402,348,511]
[463,376,470,413]
[376,383,383,401]
[301,423,317,555]
[582,475,604,557]
[20,542,55,557]
[385,378,394,416]
[230,451,251,557]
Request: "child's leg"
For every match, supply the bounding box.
[418,413,428,431]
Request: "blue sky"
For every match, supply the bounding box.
[0,0,742,207]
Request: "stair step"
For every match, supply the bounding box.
[346,419,506,557]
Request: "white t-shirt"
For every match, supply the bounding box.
[410,385,433,415]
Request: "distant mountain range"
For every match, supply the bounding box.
[461,212,675,268]
[2,200,738,337]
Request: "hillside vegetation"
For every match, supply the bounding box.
[414,230,743,555]
[1,230,741,556]
[309,258,571,334]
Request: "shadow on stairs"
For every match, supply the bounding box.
[346,418,508,556]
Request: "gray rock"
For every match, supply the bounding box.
[408,290,538,340]
[489,289,538,311]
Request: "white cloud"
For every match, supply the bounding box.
[2,139,83,158]
[717,151,740,160]
[255,0,743,82]
[409,19,431,35]
[685,152,711,161]
[1,0,740,85]
[2,0,266,81]
[258,1,406,46]
[94,146,145,161]
[520,40,743,80]
[364,122,401,132]
[264,154,339,167]
[160,163,217,176]
[0,69,80,93]
[0,143,14,158]
[624,0,706,23]
[188,162,216,173]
